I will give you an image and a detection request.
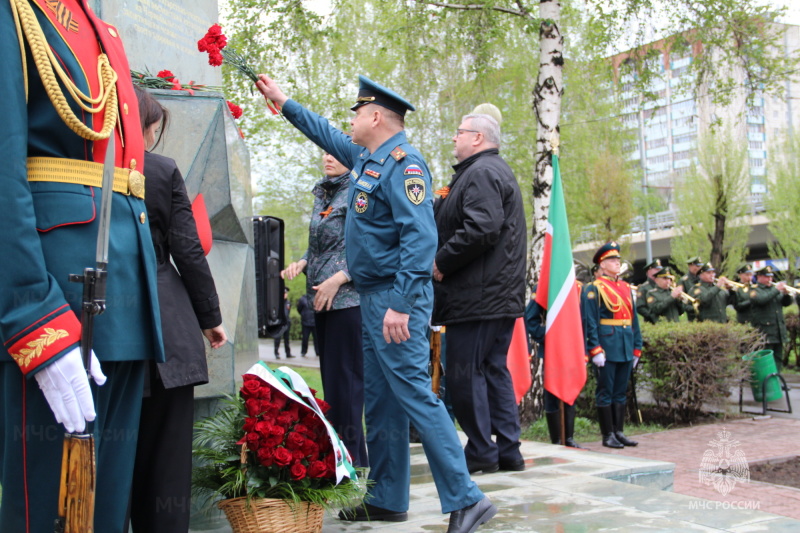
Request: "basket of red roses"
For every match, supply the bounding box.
[193,362,365,533]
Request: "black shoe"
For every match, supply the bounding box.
[447,496,497,533]
[301,353,307,357]
[286,354,296,358]
[338,502,407,522]
[498,458,526,471]
[565,438,586,449]
[615,431,638,447]
[466,460,499,474]
[274,354,280,360]
[602,433,624,449]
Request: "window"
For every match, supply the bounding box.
[750,158,765,167]
[647,138,668,150]
[673,133,697,145]
[673,150,696,161]
[748,124,765,134]
[749,141,764,150]
[673,116,694,128]
[648,154,670,165]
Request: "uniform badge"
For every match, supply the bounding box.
[404,164,424,176]
[356,179,374,191]
[750,290,757,298]
[693,288,702,295]
[354,192,368,214]
[404,178,425,205]
[350,170,358,181]
[647,296,655,304]
[391,147,407,161]
[587,291,596,300]
[364,169,381,179]
[46,0,79,32]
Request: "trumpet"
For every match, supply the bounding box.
[784,284,800,296]
[671,282,700,313]
[721,278,747,290]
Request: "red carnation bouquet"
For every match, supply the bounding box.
[193,362,364,509]
[198,24,282,116]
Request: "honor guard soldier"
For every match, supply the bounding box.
[256,75,496,532]
[681,257,704,321]
[749,266,793,372]
[582,242,642,449]
[688,263,729,323]
[645,267,685,323]
[636,259,662,324]
[0,1,163,531]
[730,264,755,324]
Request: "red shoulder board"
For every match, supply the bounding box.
[390,147,407,161]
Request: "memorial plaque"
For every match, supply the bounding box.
[93,0,222,86]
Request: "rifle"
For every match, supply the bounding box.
[55,139,115,533]
[429,328,443,397]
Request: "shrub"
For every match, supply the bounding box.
[638,321,763,423]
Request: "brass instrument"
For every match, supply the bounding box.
[721,278,746,290]
[671,281,700,314]
[784,284,800,296]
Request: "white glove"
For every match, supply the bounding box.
[633,357,640,369]
[592,352,606,367]
[34,347,107,433]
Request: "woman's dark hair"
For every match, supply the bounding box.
[134,85,169,149]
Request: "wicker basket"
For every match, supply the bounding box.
[218,496,324,533]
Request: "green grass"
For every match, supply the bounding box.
[521,416,667,444]
[276,365,324,398]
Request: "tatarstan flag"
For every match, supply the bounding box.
[534,154,586,405]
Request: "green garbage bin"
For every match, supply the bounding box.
[743,350,782,402]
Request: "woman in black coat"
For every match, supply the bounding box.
[129,87,227,532]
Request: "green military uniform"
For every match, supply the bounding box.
[635,259,661,325]
[689,263,728,323]
[729,265,755,324]
[681,257,704,321]
[645,268,684,323]
[749,266,793,372]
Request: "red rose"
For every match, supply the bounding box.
[241,377,264,399]
[156,69,176,82]
[245,432,260,451]
[324,453,336,476]
[273,447,292,467]
[292,449,305,461]
[272,394,288,410]
[242,417,257,433]
[260,400,277,416]
[301,439,319,458]
[264,435,283,448]
[255,421,272,436]
[290,461,307,481]
[285,431,305,451]
[269,424,285,439]
[256,447,274,467]
[293,423,310,436]
[315,399,331,414]
[276,413,294,427]
[227,101,243,120]
[245,398,261,417]
[308,460,327,478]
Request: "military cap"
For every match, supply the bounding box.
[736,263,753,274]
[697,262,716,273]
[593,241,621,264]
[686,256,704,266]
[644,259,662,271]
[351,75,415,117]
[755,265,775,277]
[654,266,674,279]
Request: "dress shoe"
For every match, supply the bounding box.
[565,438,586,449]
[447,496,497,533]
[338,502,407,522]
[499,458,526,471]
[274,354,280,360]
[466,460,499,474]
[615,431,638,447]
[301,352,307,357]
[286,353,296,358]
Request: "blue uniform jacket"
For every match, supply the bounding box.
[282,99,436,314]
[0,0,163,375]
[582,276,642,363]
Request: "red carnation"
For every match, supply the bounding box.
[308,460,327,478]
[290,462,307,481]
[273,447,293,467]
[227,101,243,120]
[156,70,176,82]
[208,51,223,67]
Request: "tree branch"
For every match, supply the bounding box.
[415,0,535,19]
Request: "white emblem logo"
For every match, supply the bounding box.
[698,427,750,496]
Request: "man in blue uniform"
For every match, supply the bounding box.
[256,75,496,533]
[582,242,642,449]
[0,1,162,531]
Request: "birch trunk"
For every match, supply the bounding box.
[519,0,564,423]
[529,0,564,286]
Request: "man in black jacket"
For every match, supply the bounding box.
[432,112,527,474]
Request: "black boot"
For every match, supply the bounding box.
[545,411,561,444]
[598,406,623,448]
[612,403,638,447]
[564,404,586,449]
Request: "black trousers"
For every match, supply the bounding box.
[130,363,194,532]
[273,322,291,355]
[446,317,522,465]
[301,324,318,355]
[316,306,368,467]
